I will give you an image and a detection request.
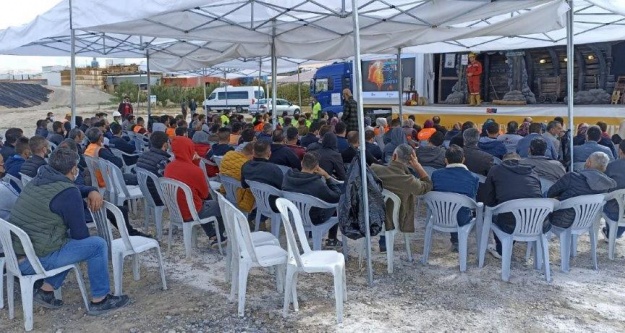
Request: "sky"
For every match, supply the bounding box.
[0,0,141,73]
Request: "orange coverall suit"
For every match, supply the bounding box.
[466,60,482,96]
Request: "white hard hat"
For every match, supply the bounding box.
[113,111,121,117]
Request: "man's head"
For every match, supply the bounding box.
[286,126,299,144]
[240,128,256,143]
[113,111,121,122]
[619,140,625,159]
[263,123,273,134]
[49,147,80,180]
[547,120,563,137]
[5,128,23,145]
[218,127,231,143]
[110,122,123,136]
[390,118,401,128]
[596,121,608,133]
[524,117,533,123]
[175,127,188,137]
[52,121,64,135]
[585,151,610,172]
[150,131,170,151]
[283,117,292,127]
[301,152,320,173]
[15,137,31,158]
[342,88,352,100]
[29,136,49,158]
[319,125,332,137]
[445,144,464,165]
[240,140,255,159]
[428,131,445,147]
[68,128,84,143]
[58,138,78,153]
[432,116,441,125]
[231,122,242,134]
[506,121,519,134]
[529,137,548,157]
[586,125,602,142]
[47,112,54,119]
[365,129,375,143]
[253,140,271,159]
[461,121,475,132]
[463,128,480,147]
[159,115,169,124]
[335,122,347,136]
[136,117,145,126]
[85,127,103,145]
[503,152,521,161]
[486,121,500,138]
[298,125,309,137]
[529,122,543,135]
[272,129,286,143]
[347,131,359,147]
[554,117,564,126]
[392,144,414,165]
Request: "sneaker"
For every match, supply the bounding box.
[601,227,610,243]
[487,243,502,260]
[128,229,152,238]
[325,239,342,248]
[88,294,130,316]
[211,236,228,248]
[451,242,459,253]
[33,289,63,309]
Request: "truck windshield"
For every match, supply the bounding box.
[315,78,329,93]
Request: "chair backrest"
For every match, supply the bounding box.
[88,202,116,254]
[97,159,114,201]
[471,172,486,183]
[106,201,134,251]
[605,189,625,223]
[277,164,291,176]
[135,167,163,208]
[573,162,586,172]
[422,166,437,178]
[423,191,481,227]
[0,218,47,277]
[282,191,337,228]
[84,155,104,190]
[18,173,32,186]
[103,159,131,199]
[215,191,240,257]
[226,194,260,263]
[488,198,556,236]
[48,141,58,152]
[276,198,310,267]
[539,178,555,195]
[219,174,242,204]
[247,180,282,215]
[3,174,23,192]
[159,178,200,223]
[213,155,223,168]
[381,189,401,231]
[558,194,605,229]
[492,156,503,165]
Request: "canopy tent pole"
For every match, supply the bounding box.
[224,71,228,110]
[567,0,575,166]
[271,23,278,128]
[202,68,207,116]
[352,0,373,286]
[258,59,262,105]
[146,50,151,119]
[297,65,302,110]
[69,0,76,128]
[397,48,404,122]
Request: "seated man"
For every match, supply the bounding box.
[164,137,224,244]
[300,122,320,148]
[109,123,138,166]
[1,128,24,162]
[432,145,479,252]
[132,117,148,135]
[548,151,616,230]
[0,153,19,219]
[219,143,256,214]
[497,121,524,154]
[152,115,169,133]
[84,128,137,186]
[136,132,171,207]
[257,123,273,143]
[605,140,625,238]
[415,131,446,169]
[241,140,284,212]
[335,122,349,153]
[9,147,129,314]
[47,121,66,146]
[341,130,378,165]
[283,152,342,248]
[207,127,234,159]
[482,152,544,258]
[462,128,494,176]
[516,123,558,160]
[269,129,301,170]
[519,137,566,183]
[5,137,30,189]
[285,126,306,160]
[573,125,615,162]
[478,121,507,159]
[20,136,49,178]
[365,129,383,161]
[371,144,432,252]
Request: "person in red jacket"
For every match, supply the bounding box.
[466,52,483,106]
[164,136,225,245]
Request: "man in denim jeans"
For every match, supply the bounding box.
[9,147,129,315]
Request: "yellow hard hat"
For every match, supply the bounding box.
[468,52,477,58]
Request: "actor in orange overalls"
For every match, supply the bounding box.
[466,53,483,106]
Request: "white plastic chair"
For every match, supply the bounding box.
[48,141,58,152]
[84,155,106,195]
[573,162,586,172]
[159,178,223,257]
[471,172,487,184]
[215,192,279,284]
[0,218,89,331]
[220,174,243,205]
[276,198,346,323]
[229,194,287,317]
[492,156,503,165]
[421,191,483,272]
[98,159,143,212]
[277,164,291,176]
[213,155,224,169]
[19,173,33,186]
[478,198,556,282]
[550,194,604,272]
[135,168,166,239]
[3,174,23,192]
[603,189,625,260]
[247,180,283,237]
[539,178,555,197]
[91,202,167,296]
[422,166,437,178]
[134,133,149,152]
[110,148,139,174]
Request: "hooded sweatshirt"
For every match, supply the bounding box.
[383,127,407,164]
[478,136,507,159]
[164,137,208,221]
[415,145,445,169]
[547,169,617,228]
[270,144,302,170]
[317,133,346,180]
[282,169,341,223]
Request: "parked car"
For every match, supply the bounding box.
[248,98,300,116]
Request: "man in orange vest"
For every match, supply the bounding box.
[466,52,483,106]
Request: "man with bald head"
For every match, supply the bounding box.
[341,88,359,133]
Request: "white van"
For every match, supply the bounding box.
[203,86,265,112]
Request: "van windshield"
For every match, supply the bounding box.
[208,93,216,100]
[254,90,265,99]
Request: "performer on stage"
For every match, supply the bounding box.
[466,53,483,106]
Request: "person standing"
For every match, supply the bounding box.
[341,88,359,133]
[117,97,133,118]
[180,99,188,121]
[466,52,483,106]
[311,96,322,120]
[188,98,198,116]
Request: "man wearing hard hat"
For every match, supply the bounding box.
[112,111,122,125]
[466,52,483,106]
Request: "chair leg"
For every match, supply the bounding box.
[53,288,62,300]
[254,213,262,232]
[342,264,347,301]
[421,224,433,265]
[271,213,282,239]
[183,223,193,258]
[0,258,4,309]
[385,230,395,274]
[478,223,491,268]
[167,222,174,254]
[404,233,413,262]
[608,221,618,260]
[541,235,552,282]
[342,234,349,260]
[501,236,513,282]
[143,199,150,231]
[229,259,239,302]
[559,231,571,272]
[225,242,232,283]
[283,265,297,317]
[73,266,91,311]
[458,227,470,272]
[112,251,125,296]
[155,207,164,240]
[7,272,14,319]
[237,263,251,317]
[132,254,141,281]
[534,240,543,270]
[589,228,598,270]
[275,264,285,293]
[333,268,344,324]
[312,230,322,251]
[19,278,35,331]
[525,242,533,262]
[570,234,579,258]
[155,247,168,291]
[291,271,299,312]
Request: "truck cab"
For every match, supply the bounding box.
[310,62,352,116]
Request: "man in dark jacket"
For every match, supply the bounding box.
[20,136,49,178]
[285,126,306,160]
[136,132,171,206]
[573,126,615,162]
[340,88,359,133]
[517,123,558,160]
[365,129,383,161]
[300,122,320,148]
[241,140,284,211]
[316,132,346,180]
[207,127,234,159]
[604,140,625,238]
[519,137,566,183]
[283,152,342,247]
[416,131,446,169]
[335,122,349,153]
[0,128,23,162]
[432,145,479,251]
[463,128,493,176]
[478,121,507,159]
[47,121,66,146]
[269,129,301,170]
[342,130,378,165]
[483,152,544,257]
[5,137,30,191]
[109,123,138,166]
[548,151,616,230]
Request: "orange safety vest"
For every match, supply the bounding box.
[417,128,437,142]
[84,144,106,188]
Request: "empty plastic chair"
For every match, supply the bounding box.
[247,180,283,238]
[110,148,139,174]
[478,198,557,282]
[603,189,625,260]
[91,202,167,296]
[136,168,166,239]
[550,194,604,272]
[422,191,483,272]
[159,178,223,257]
[98,159,143,212]
[19,173,33,186]
[3,174,23,192]
[0,218,89,331]
[276,198,346,323]
[220,174,243,205]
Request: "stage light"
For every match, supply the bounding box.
[588,54,595,60]
[539,59,546,64]
[564,57,568,62]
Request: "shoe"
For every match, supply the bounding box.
[451,242,459,253]
[33,289,63,309]
[379,243,386,253]
[325,239,342,248]
[601,227,609,243]
[88,294,130,316]
[487,243,502,260]
[128,229,152,238]
[211,236,228,248]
